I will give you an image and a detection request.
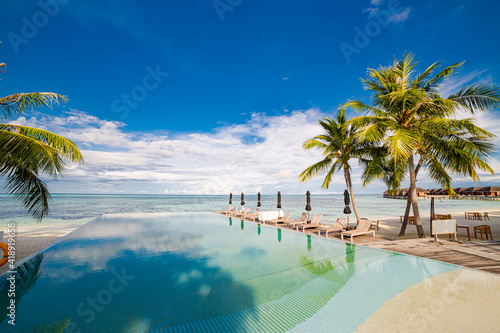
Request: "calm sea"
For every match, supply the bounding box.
[0,194,498,228]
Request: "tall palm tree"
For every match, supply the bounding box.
[0,62,83,221]
[299,109,375,222]
[342,54,499,237]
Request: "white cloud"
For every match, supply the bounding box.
[364,7,379,18]
[9,108,351,194]
[389,7,411,22]
[370,0,383,5]
[8,101,499,196]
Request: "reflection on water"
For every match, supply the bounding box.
[0,254,44,322]
[19,318,70,333]
[0,214,259,332]
[0,213,460,333]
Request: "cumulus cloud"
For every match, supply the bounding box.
[8,99,498,195]
[9,108,351,194]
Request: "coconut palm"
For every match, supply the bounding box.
[342,54,499,237]
[299,109,376,223]
[0,62,83,221]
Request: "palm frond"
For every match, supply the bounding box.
[0,129,68,178]
[340,100,386,117]
[448,84,500,113]
[422,62,464,91]
[0,124,83,163]
[298,158,334,182]
[1,162,51,221]
[0,92,67,119]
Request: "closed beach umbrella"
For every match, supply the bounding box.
[229,193,232,205]
[241,193,245,206]
[257,192,261,207]
[229,217,232,226]
[307,234,312,251]
[278,228,282,242]
[343,189,351,214]
[258,224,261,235]
[430,197,435,234]
[305,191,311,211]
[277,191,282,209]
[241,220,244,230]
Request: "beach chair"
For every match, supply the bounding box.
[286,212,309,228]
[315,218,346,237]
[227,207,246,217]
[218,206,236,215]
[360,217,379,230]
[241,209,260,221]
[341,219,375,242]
[232,207,251,218]
[266,213,291,226]
[296,214,324,233]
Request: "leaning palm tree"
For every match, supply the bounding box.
[0,62,83,221]
[342,54,499,237]
[299,109,375,223]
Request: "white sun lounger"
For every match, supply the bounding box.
[266,213,292,226]
[296,214,324,232]
[341,219,375,242]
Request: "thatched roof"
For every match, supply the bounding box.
[462,187,482,193]
[478,186,500,193]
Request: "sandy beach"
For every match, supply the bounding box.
[373,209,500,241]
[0,226,78,276]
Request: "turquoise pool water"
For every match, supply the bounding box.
[0,213,459,332]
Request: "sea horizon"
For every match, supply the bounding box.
[2,193,498,228]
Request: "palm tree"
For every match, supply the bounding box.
[342,54,499,237]
[0,62,83,221]
[299,109,375,223]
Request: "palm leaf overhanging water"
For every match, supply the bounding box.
[0,62,83,221]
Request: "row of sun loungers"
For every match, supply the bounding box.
[217,207,376,241]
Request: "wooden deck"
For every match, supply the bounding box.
[352,237,500,275]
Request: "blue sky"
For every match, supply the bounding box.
[1,0,499,194]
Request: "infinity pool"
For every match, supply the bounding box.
[0,213,467,332]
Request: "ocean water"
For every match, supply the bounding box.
[0,193,498,228]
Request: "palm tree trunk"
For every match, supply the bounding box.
[344,165,360,223]
[408,155,425,238]
[398,196,412,236]
[399,155,425,236]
